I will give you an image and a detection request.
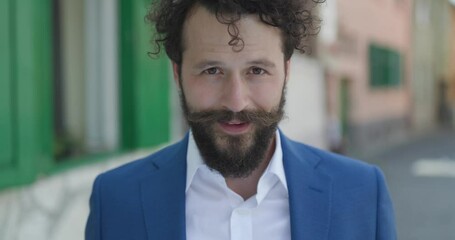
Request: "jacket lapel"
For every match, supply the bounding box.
[140,135,189,240]
[280,132,332,240]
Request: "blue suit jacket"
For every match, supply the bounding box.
[86,131,396,239]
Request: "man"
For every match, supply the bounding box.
[86,0,397,239]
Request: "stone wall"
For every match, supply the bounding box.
[0,149,156,240]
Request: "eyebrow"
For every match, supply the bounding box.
[193,60,224,69]
[247,59,276,68]
[193,59,276,69]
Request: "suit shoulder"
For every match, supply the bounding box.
[289,140,386,194]
[312,145,373,169]
[97,140,185,183]
[289,139,378,177]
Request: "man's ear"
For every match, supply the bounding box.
[284,60,291,83]
[172,62,180,88]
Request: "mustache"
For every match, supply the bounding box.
[186,108,284,127]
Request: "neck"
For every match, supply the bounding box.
[225,135,276,200]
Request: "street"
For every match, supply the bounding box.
[366,129,455,240]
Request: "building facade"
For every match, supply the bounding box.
[449,1,455,126]
[320,0,414,153]
[412,0,454,130]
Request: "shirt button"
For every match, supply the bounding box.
[235,208,251,216]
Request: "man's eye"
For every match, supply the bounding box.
[203,67,220,75]
[250,67,265,75]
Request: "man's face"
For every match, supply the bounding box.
[174,5,290,177]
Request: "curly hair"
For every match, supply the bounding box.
[146,0,325,64]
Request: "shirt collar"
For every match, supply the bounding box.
[264,130,288,191]
[186,131,204,192]
[185,130,288,192]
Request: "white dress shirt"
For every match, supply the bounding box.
[185,131,291,240]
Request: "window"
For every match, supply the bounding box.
[369,44,402,87]
[52,0,119,160]
[52,0,171,161]
[0,0,170,190]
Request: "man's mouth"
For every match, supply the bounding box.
[218,120,251,135]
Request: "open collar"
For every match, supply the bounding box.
[185,130,288,192]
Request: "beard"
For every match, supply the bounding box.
[180,83,286,178]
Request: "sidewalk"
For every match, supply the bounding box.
[366,129,455,240]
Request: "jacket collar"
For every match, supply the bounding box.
[280,130,333,240]
[140,133,189,240]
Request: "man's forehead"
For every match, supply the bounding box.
[181,4,283,51]
[182,5,242,42]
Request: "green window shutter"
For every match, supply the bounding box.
[370,44,383,87]
[369,44,402,88]
[380,48,389,86]
[0,0,14,169]
[388,50,401,86]
[369,45,382,87]
[120,0,170,150]
[0,0,52,190]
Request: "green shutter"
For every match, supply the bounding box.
[0,0,52,190]
[0,0,14,169]
[388,50,401,86]
[369,45,381,87]
[120,0,170,150]
[369,44,402,88]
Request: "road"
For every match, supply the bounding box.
[366,129,455,240]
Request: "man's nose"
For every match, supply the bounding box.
[221,73,249,112]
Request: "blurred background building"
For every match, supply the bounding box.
[412,0,454,131]
[320,0,413,154]
[0,0,454,239]
[319,0,455,154]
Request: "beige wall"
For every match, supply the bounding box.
[450,6,455,124]
[450,7,455,101]
[335,0,413,123]
[412,0,453,130]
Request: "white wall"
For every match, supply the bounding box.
[279,54,328,149]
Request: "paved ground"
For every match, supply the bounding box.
[364,129,455,240]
